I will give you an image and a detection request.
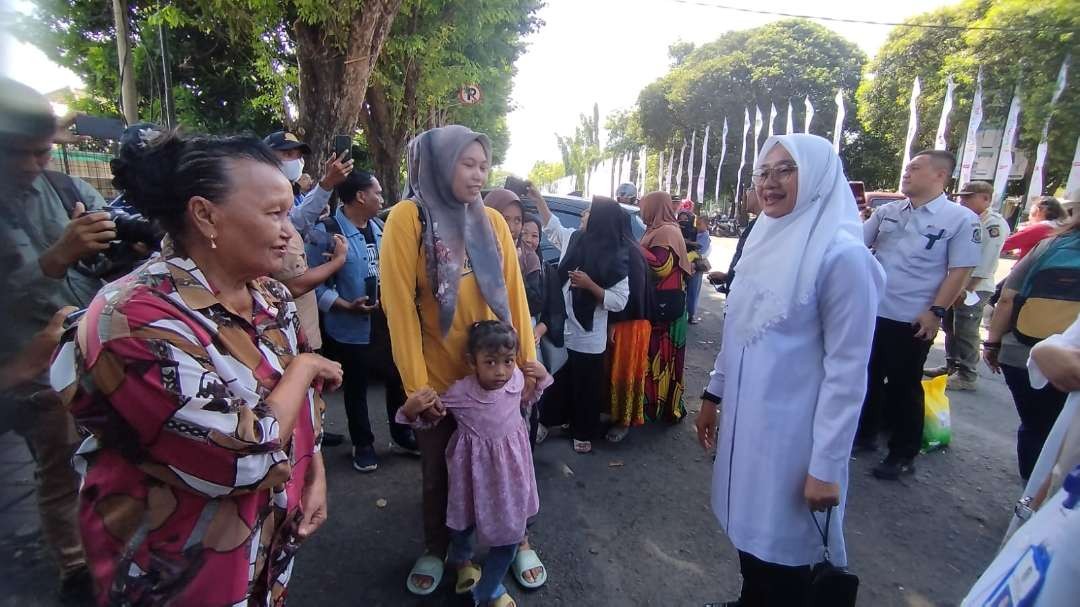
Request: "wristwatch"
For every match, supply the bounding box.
[929,306,947,319]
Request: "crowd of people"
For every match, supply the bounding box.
[2,74,1080,607]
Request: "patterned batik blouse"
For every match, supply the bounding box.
[52,249,325,607]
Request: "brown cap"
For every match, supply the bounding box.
[955,181,993,197]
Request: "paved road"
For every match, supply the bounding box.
[1,236,1027,607]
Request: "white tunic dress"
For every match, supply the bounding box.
[706,232,884,567]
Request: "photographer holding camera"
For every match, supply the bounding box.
[0,77,101,603]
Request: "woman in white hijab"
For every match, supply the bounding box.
[695,134,885,606]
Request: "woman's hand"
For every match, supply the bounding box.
[534,322,548,343]
[298,455,328,539]
[694,401,718,451]
[804,474,840,512]
[296,353,343,392]
[568,269,596,290]
[402,387,443,422]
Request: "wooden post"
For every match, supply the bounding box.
[112,0,138,124]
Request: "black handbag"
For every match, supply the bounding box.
[651,288,686,323]
[807,507,859,607]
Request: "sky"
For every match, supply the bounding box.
[2,0,955,174]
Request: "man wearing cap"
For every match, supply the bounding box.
[857,150,982,481]
[0,76,100,602]
[925,181,1010,391]
[616,182,638,205]
[263,131,353,446]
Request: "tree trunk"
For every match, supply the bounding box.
[112,0,138,125]
[360,82,412,205]
[293,0,403,173]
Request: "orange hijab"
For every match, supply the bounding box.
[639,191,693,275]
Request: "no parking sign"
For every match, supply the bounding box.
[459,84,483,105]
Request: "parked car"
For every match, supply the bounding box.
[522,194,647,264]
[865,191,906,209]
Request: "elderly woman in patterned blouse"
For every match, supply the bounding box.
[51,132,343,606]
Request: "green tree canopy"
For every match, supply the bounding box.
[528,160,565,192]
[858,0,1080,191]
[637,19,866,202]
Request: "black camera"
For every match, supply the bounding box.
[76,199,163,281]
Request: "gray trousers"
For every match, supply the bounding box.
[943,290,992,380]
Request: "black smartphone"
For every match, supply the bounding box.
[504,176,528,196]
[333,135,352,160]
[73,115,124,141]
[63,308,88,330]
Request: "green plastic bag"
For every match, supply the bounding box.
[921,374,951,452]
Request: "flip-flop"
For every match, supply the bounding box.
[491,592,517,607]
[512,548,547,589]
[605,426,629,443]
[406,554,444,596]
[455,563,482,595]
[573,439,592,454]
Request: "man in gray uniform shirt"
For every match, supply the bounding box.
[857,150,982,481]
[925,180,1010,391]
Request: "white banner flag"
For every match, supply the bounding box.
[804,96,814,133]
[1066,136,1080,202]
[696,125,710,205]
[753,106,763,163]
[899,77,922,191]
[660,141,669,189]
[639,146,647,193]
[674,138,687,196]
[959,68,984,187]
[735,108,751,209]
[833,89,845,154]
[786,99,794,135]
[1027,56,1070,204]
[992,86,1022,209]
[686,130,697,201]
[934,76,955,151]
[767,103,776,138]
[715,118,728,206]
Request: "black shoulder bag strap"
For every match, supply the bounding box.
[42,170,81,218]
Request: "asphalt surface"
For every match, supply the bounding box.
[1,237,1027,607]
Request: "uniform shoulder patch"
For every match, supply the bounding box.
[988,225,1001,239]
[972,225,982,244]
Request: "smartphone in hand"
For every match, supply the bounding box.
[333,135,352,160]
[504,176,529,197]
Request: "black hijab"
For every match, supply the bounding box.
[557,196,630,331]
[610,211,651,323]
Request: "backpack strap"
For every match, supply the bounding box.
[42,170,81,218]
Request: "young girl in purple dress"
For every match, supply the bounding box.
[398,321,551,606]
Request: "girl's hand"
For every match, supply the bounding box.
[804,474,840,512]
[522,360,549,382]
[402,387,440,421]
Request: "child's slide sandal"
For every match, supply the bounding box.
[512,548,548,589]
[491,593,517,607]
[455,563,482,595]
[406,554,444,596]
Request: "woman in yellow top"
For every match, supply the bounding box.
[380,125,541,599]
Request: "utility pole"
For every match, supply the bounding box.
[112,0,138,124]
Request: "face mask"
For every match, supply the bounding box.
[280,157,304,183]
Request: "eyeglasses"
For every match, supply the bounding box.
[751,164,798,185]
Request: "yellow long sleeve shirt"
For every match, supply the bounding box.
[380,201,536,395]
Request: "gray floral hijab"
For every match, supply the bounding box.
[405,125,511,335]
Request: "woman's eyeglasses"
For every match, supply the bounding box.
[751,164,798,185]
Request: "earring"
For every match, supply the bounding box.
[210,235,217,249]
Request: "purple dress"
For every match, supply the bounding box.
[403,369,551,547]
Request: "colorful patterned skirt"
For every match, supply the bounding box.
[645,313,687,422]
[608,320,651,428]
